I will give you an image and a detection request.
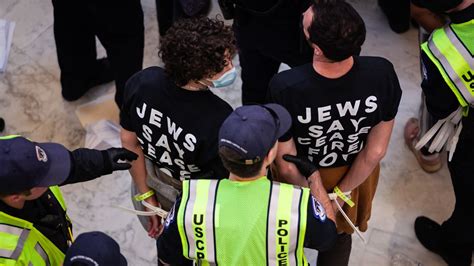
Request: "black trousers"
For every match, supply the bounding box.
[440,116,474,266]
[316,233,352,266]
[52,0,144,107]
[155,0,210,37]
[234,22,312,105]
[156,0,174,36]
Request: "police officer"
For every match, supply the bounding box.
[0,136,137,265]
[157,104,337,265]
[411,0,474,265]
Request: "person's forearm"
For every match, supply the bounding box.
[125,143,151,194]
[121,130,152,194]
[337,147,381,194]
[307,172,335,222]
[337,120,393,196]
[410,3,445,33]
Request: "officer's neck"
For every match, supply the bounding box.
[229,167,267,182]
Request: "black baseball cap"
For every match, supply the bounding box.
[411,0,462,12]
[218,104,292,165]
[0,136,71,194]
[64,231,127,266]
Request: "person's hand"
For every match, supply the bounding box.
[104,148,138,171]
[144,196,163,238]
[282,154,318,178]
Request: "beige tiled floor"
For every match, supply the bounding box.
[1,0,472,265]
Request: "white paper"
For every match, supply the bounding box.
[0,19,15,72]
[84,120,122,150]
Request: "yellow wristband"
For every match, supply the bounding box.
[334,186,355,207]
[134,190,155,202]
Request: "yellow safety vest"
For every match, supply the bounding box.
[421,20,474,115]
[177,177,310,266]
[0,186,72,266]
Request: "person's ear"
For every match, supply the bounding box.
[314,45,324,56]
[264,142,279,166]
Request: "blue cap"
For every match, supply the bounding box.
[218,104,292,164]
[64,231,127,266]
[0,136,71,194]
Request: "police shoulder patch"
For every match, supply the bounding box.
[311,196,327,222]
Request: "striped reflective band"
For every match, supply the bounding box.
[0,224,31,260]
[34,242,51,266]
[267,184,303,266]
[183,180,218,265]
[427,26,474,106]
[444,26,474,71]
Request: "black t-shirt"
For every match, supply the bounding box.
[268,56,402,168]
[157,193,337,265]
[120,67,233,180]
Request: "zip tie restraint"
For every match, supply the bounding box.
[333,186,355,207]
[113,197,168,219]
[133,190,155,202]
[328,188,366,244]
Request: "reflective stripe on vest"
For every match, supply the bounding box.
[422,23,474,109]
[0,135,21,140]
[267,183,302,266]
[0,224,30,260]
[180,179,218,265]
[0,187,68,265]
[34,242,51,266]
[178,178,309,265]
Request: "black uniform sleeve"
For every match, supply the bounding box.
[119,71,142,131]
[304,195,337,251]
[61,149,112,185]
[381,60,403,121]
[157,197,193,265]
[420,52,459,120]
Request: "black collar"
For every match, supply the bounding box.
[449,4,474,24]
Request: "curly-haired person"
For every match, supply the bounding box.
[267,1,402,265]
[120,17,236,243]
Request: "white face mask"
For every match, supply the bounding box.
[208,67,237,88]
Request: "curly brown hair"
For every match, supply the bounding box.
[159,17,236,87]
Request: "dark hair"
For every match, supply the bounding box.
[219,146,265,178]
[159,17,236,86]
[308,0,366,61]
